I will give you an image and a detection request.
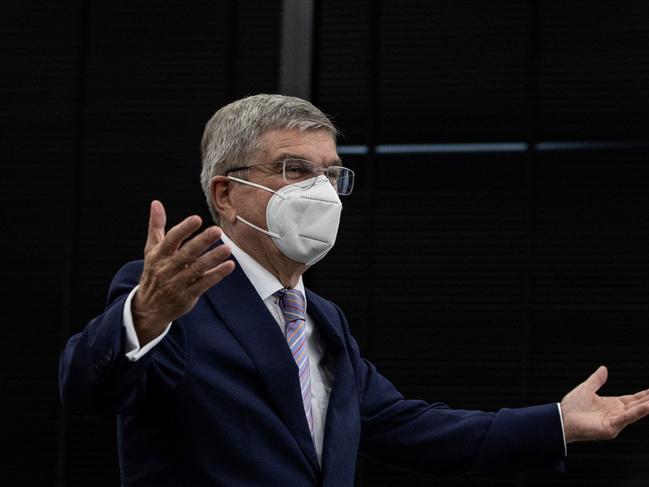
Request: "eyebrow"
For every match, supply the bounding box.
[272,152,344,167]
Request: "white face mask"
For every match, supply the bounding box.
[228,175,343,266]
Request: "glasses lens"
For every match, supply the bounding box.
[329,167,354,195]
[282,159,318,187]
[281,160,355,194]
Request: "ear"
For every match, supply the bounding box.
[210,176,237,224]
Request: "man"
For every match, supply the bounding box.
[59,94,649,486]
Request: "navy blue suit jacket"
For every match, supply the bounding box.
[59,255,566,486]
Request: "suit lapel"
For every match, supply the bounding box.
[305,290,359,478]
[304,290,345,362]
[205,259,320,473]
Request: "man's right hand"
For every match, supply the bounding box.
[131,200,235,346]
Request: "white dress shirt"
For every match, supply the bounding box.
[122,234,333,465]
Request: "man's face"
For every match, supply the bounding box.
[228,127,340,268]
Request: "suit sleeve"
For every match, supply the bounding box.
[58,260,186,415]
[335,305,566,475]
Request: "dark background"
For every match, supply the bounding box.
[2,1,648,485]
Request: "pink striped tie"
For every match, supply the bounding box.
[276,289,313,437]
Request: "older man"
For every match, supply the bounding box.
[59,94,649,486]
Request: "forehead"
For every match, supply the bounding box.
[257,128,339,165]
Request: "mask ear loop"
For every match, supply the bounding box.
[227,176,288,200]
[236,215,281,239]
[227,175,284,238]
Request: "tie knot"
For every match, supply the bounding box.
[276,288,306,323]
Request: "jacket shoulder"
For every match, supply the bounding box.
[105,259,144,306]
[305,288,342,318]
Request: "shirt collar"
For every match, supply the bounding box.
[220,233,306,303]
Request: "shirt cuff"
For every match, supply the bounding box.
[556,402,568,457]
[122,285,172,362]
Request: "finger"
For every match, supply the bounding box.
[182,243,231,277]
[609,401,649,430]
[175,244,231,283]
[173,226,224,266]
[619,392,649,410]
[159,215,203,255]
[583,365,608,394]
[145,200,167,253]
[188,260,236,295]
[619,388,649,406]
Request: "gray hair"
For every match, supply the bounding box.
[200,93,338,224]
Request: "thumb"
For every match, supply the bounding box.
[583,365,608,394]
[145,200,166,251]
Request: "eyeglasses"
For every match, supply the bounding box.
[226,158,355,195]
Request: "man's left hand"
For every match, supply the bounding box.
[561,366,649,443]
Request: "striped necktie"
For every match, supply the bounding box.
[276,288,313,437]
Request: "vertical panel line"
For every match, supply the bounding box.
[520,1,540,484]
[279,0,315,99]
[57,1,88,485]
[224,0,238,101]
[355,3,380,485]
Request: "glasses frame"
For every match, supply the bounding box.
[226,158,355,195]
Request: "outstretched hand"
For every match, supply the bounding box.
[132,200,235,345]
[560,366,649,443]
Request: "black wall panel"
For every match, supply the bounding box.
[537,1,649,140]
[377,0,530,143]
[2,2,80,483]
[232,0,282,99]
[369,152,530,408]
[314,0,372,144]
